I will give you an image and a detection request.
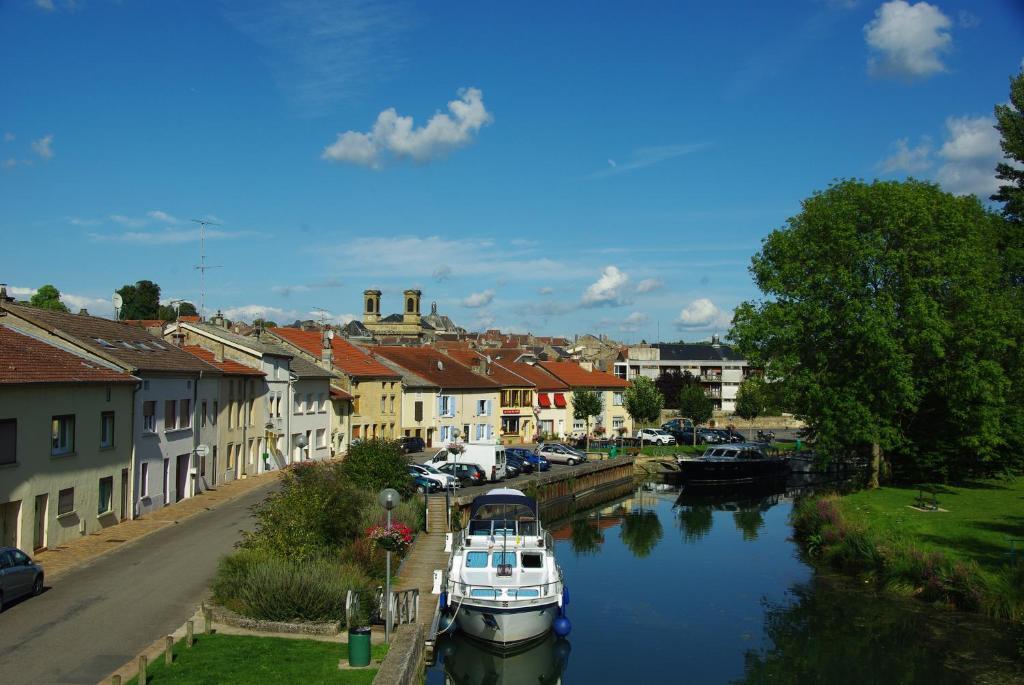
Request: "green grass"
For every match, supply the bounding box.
[126,633,388,685]
[838,477,1024,573]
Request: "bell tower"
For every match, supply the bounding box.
[403,289,422,326]
[363,289,381,324]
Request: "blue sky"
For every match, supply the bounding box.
[2,0,1021,340]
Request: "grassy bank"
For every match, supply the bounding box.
[126,633,388,684]
[792,477,1024,623]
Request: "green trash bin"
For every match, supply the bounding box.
[609,445,618,459]
[348,627,371,667]
[795,439,803,451]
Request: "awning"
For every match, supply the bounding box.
[538,393,551,408]
[554,393,567,408]
[330,388,353,400]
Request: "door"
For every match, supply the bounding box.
[33,494,47,552]
[211,447,218,487]
[0,500,20,549]
[175,454,189,502]
[120,468,129,521]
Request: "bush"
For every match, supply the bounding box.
[212,549,372,623]
[340,438,413,495]
[239,461,368,561]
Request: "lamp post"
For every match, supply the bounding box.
[378,487,399,642]
[295,433,309,462]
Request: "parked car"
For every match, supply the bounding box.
[398,436,426,454]
[411,473,440,493]
[713,428,745,443]
[505,461,521,478]
[536,442,588,466]
[408,462,458,490]
[506,447,550,471]
[635,428,676,445]
[661,418,694,432]
[505,452,534,475]
[665,427,703,445]
[698,428,725,444]
[424,443,508,482]
[437,462,487,486]
[0,547,44,611]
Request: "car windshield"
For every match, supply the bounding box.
[420,463,442,474]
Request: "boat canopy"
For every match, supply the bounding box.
[470,490,539,520]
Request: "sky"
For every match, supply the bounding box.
[2,0,1022,341]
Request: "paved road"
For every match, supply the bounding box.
[0,482,275,685]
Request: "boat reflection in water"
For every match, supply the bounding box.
[434,631,571,685]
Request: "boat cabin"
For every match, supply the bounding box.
[701,443,780,461]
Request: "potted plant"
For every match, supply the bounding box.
[367,522,414,554]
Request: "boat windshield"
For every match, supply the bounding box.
[467,519,539,537]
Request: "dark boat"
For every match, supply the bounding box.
[674,442,787,484]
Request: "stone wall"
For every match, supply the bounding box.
[372,623,425,685]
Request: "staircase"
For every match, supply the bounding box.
[426,494,449,533]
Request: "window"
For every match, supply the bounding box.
[318,393,326,413]
[98,476,113,515]
[414,401,423,422]
[236,401,244,428]
[0,419,15,465]
[164,400,177,431]
[57,487,74,516]
[522,390,533,406]
[200,455,206,476]
[226,443,234,469]
[201,401,207,427]
[613,392,624,406]
[501,390,511,407]
[295,394,303,415]
[100,411,115,448]
[212,400,218,425]
[438,395,455,418]
[275,395,282,418]
[613,416,625,429]
[389,395,395,413]
[248,400,255,426]
[140,462,149,497]
[380,395,386,413]
[51,415,75,455]
[352,425,361,439]
[306,393,313,414]
[476,399,487,416]
[143,380,150,390]
[316,428,327,448]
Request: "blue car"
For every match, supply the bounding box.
[504,453,532,475]
[507,447,550,472]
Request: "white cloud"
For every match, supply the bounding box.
[462,289,495,308]
[67,216,101,227]
[3,132,13,142]
[3,158,15,170]
[620,311,649,332]
[432,265,453,282]
[635,278,664,294]
[34,0,55,10]
[31,134,54,160]
[581,266,630,308]
[147,210,180,224]
[935,115,1004,197]
[587,143,711,179]
[10,285,113,315]
[221,304,354,326]
[109,214,147,228]
[878,136,933,173]
[677,298,731,329]
[865,1,952,79]
[538,286,554,295]
[87,228,251,245]
[322,87,493,168]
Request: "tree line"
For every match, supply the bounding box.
[18,279,197,321]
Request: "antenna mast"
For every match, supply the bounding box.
[191,218,223,320]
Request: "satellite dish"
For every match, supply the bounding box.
[112,293,123,309]
[327,330,335,340]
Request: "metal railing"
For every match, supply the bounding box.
[390,588,419,628]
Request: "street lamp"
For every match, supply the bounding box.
[378,487,400,643]
[295,433,309,462]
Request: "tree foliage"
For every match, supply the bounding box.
[655,369,698,409]
[572,388,603,450]
[619,511,663,558]
[731,179,1013,482]
[116,279,161,320]
[339,438,412,495]
[678,383,714,426]
[734,376,767,423]
[623,376,664,430]
[28,284,69,312]
[158,300,197,322]
[993,68,1024,227]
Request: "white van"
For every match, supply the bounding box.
[424,442,508,482]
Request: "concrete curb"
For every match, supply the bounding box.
[372,623,425,685]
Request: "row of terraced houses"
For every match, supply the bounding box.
[0,295,630,556]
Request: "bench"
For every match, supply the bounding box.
[915,485,940,511]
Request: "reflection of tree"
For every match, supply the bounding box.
[619,511,663,558]
[677,505,713,543]
[732,506,765,541]
[569,518,603,556]
[734,577,1020,684]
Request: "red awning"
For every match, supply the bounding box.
[538,393,551,408]
[554,393,567,408]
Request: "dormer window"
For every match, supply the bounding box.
[94,338,115,348]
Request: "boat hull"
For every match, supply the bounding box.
[675,457,787,484]
[454,601,559,646]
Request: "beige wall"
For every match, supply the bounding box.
[211,375,267,485]
[435,389,501,444]
[399,388,439,446]
[564,388,633,438]
[0,383,134,554]
[497,387,535,445]
[349,379,402,441]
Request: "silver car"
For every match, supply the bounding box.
[536,442,588,466]
[0,546,44,610]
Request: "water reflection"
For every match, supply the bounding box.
[619,510,663,558]
[434,631,571,685]
[675,481,782,544]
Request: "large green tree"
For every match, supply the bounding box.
[623,376,664,445]
[732,179,1011,485]
[157,300,198,322]
[28,284,69,312]
[993,68,1024,226]
[734,376,767,440]
[571,388,603,451]
[654,369,698,410]
[116,280,161,320]
[678,384,714,428]
[339,438,412,495]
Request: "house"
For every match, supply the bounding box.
[613,338,753,412]
[267,327,402,449]
[441,348,537,445]
[371,355,439,447]
[1,303,222,517]
[496,358,571,440]
[538,361,633,438]
[370,346,500,445]
[0,324,137,554]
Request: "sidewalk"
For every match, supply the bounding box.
[34,471,281,582]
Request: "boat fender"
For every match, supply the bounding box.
[439,591,448,612]
[553,614,572,637]
[562,586,570,607]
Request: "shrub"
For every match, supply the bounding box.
[212,549,373,623]
[340,438,413,495]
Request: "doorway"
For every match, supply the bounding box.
[0,500,21,549]
[120,468,129,521]
[211,446,218,487]
[33,494,47,551]
[175,454,189,502]
[163,458,170,505]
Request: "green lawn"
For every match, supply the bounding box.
[838,477,1024,573]
[126,633,388,685]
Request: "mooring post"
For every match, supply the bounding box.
[187,620,194,647]
[111,675,121,685]
[138,655,147,684]
[165,636,173,665]
[204,606,212,634]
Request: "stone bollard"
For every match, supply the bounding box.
[204,606,212,634]
[111,676,121,685]
[138,655,147,684]
[165,636,174,665]
[187,620,194,647]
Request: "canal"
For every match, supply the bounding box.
[426,477,1023,684]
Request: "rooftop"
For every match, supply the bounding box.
[497,360,567,391]
[370,346,500,389]
[182,345,265,377]
[653,342,744,362]
[539,360,629,388]
[269,327,399,379]
[441,348,535,388]
[0,324,137,385]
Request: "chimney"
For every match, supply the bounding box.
[0,284,10,303]
[78,308,89,316]
[321,328,333,368]
[212,310,226,329]
[214,344,224,363]
[172,332,186,348]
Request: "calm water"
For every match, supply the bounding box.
[426,479,1023,684]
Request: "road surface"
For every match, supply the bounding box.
[0,482,275,685]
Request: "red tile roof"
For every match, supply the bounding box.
[441,349,535,388]
[538,361,629,388]
[370,346,499,389]
[179,315,201,323]
[499,361,567,391]
[182,346,265,376]
[0,325,137,384]
[269,327,399,379]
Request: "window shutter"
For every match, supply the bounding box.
[487,400,493,416]
[437,396,444,416]
[415,401,423,422]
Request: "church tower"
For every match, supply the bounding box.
[363,289,381,324]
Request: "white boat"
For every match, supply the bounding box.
[442,488,569,647]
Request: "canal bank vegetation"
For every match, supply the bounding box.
[212,440,423,623]
[792,479,1024,623]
